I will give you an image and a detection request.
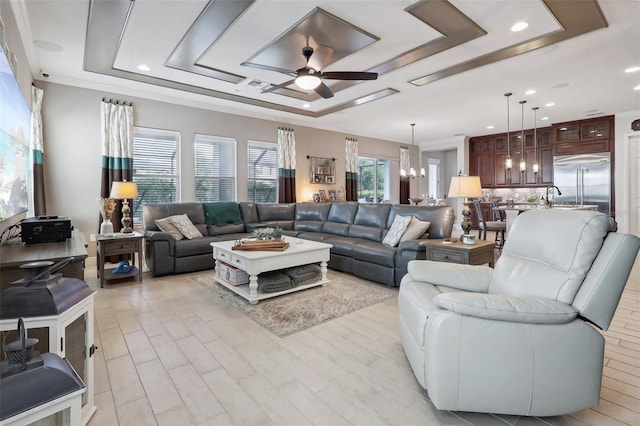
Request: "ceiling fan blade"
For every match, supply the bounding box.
[321,71,378,81]
[307,45,334,72]
[261,79,295,94]
[314,82,334,99]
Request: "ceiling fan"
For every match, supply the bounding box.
[261,46,378,99]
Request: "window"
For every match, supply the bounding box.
[194,134,236,202]
[247,141,278,203]
[132,127,180,219]
[357,157,390,203]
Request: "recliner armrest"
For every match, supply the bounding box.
[434,292,578,324]
[407,260,492,293]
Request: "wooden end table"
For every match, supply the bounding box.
[96,232,144,288]
[423,238,495,268]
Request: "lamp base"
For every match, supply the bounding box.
[462,234,477,245]
[120,200,133,233]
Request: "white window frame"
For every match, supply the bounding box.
[194,134,237,202]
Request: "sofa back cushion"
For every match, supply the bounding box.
[322,202,358,236]
[490,209,615,304]
[354,203,391,228]
[239,202,259,224]
[295,203,332,232]
[143,203,206,236]
[387,205,454,239]
[257,203,296,221]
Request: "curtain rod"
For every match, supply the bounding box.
[102,98,132,106]
[346,137,357,142]
[278,127,294,131]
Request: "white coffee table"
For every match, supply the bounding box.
[210,237,332,304]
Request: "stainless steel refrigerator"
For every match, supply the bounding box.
[553,153,611,214]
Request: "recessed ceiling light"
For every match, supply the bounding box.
[624,66,640,73]
[33,40,63,52]
[486,125,494,129]
[137,64,151,72]
[511,21,529,32]
[303,103,311,108]
[525,89,536,95]
[541,116,550,121]
[545,102,555,107]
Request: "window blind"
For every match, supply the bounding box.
[132,127,180,218]
[194,134,236,202]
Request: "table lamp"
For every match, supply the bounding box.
[110,180,138,233]
[448,176,482,242]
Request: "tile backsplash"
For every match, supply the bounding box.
[481,187,552,203]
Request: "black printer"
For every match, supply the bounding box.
[21,216,72,244]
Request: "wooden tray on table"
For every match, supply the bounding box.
[231,239,290,251]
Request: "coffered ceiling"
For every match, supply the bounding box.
[13,0,640,146]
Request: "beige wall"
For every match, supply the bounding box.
[35,81,418,256]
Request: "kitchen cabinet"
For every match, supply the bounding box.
[470,153,495,187]
[553,116,613,156]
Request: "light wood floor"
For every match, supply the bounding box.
[86,245,640,426]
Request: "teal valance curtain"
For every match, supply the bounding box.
[30,85,46,216]
[100,99,134,232]
[345,138,358,201]
[277,127,296,203]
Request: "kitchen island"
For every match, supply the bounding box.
[496,204,599,237]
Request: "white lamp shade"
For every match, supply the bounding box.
[110,181,139,199]
[448,176,483,198]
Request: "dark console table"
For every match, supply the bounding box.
[0,229,88,290]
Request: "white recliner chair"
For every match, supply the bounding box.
[398,209,640,417]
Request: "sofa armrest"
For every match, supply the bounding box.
[407,260,493,293]
[144,231,176,276]
[434,292,578,324]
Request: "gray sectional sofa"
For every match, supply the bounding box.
[142,201,454,286]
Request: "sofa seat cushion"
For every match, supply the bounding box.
[348,224,383,242]
[257,220,294,230]
[322,237,358,257]
[295,231,334,242]
[174,237,216,258]
[294,221,325,232]
[352,241,396,267]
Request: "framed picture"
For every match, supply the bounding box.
[325,176,334,184]
[337,190,344,201]
[328,190,337,201]
[313,193,320,203]
[318,189,327,202]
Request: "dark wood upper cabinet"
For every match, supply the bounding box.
[553,116,613,156]
[468,117,612,189]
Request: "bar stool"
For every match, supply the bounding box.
[473,199,506,249]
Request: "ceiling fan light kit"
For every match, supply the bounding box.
[295,70,321,90]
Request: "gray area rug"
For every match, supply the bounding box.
[192,271,398,337]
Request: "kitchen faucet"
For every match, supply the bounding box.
[545,186,562,207]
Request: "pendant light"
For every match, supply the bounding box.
[519,100,527,173]
[409,123,416,178]
[532,106,539,175]
[407,123,425,179]
[504,93,513,170]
